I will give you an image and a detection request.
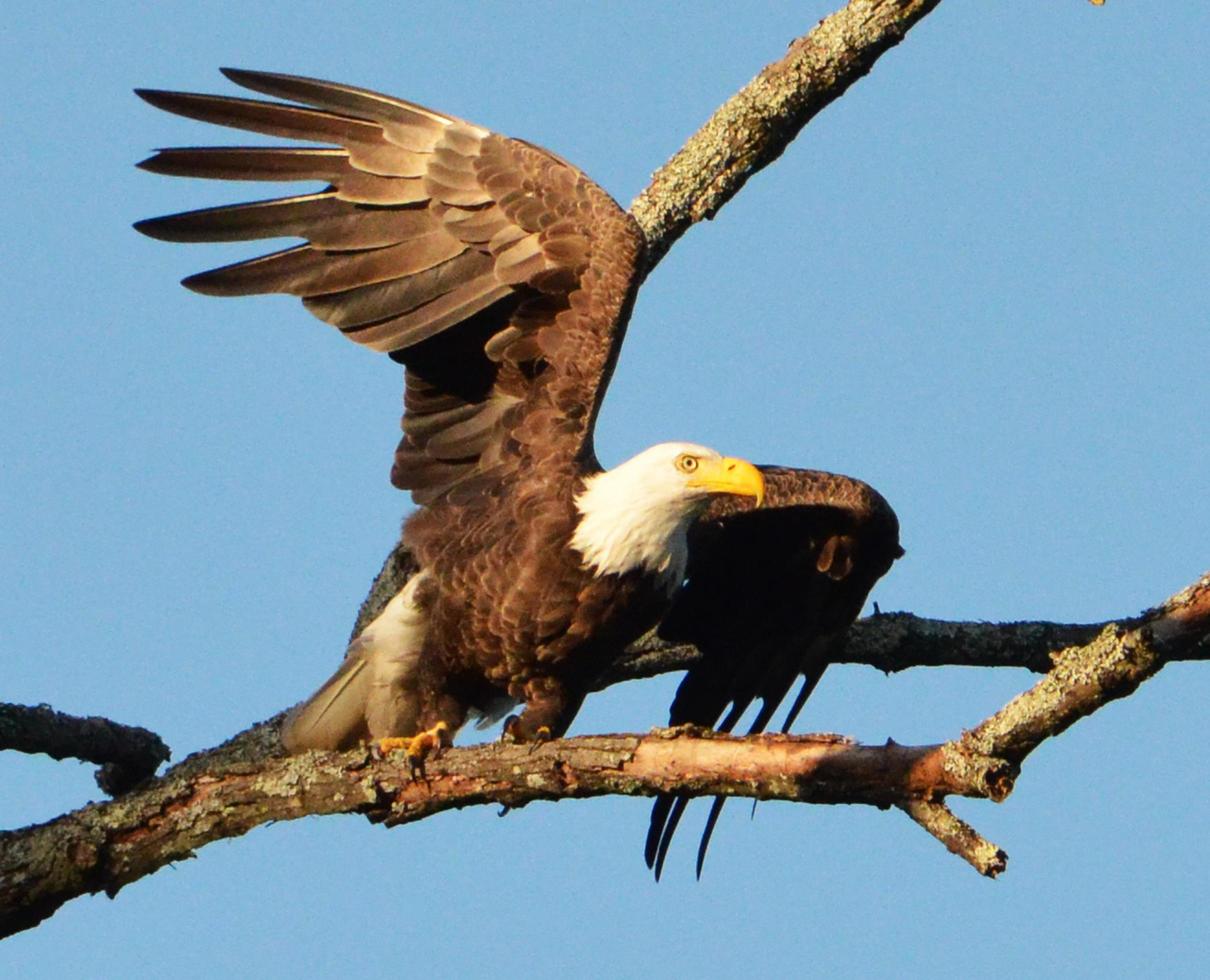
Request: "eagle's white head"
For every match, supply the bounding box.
[571,441,765,589]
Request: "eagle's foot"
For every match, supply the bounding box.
[501,716,553,746]
[527,725,553,754]
[374,736,411,757]
[375,722,450,781]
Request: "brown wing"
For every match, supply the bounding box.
[135,69,644,503]
[645,466,903,879]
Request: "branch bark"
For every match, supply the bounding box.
[602,613,1108,688]
[630,0,943,267]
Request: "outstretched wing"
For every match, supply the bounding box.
[135,69,644,503]
[645,466,902,879]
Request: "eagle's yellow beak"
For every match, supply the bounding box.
[688,456,765,507]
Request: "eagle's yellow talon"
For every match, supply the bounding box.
[525,725,554,754]
[376,736,411,756]
[402,721,450,780]
[502,717,553,747]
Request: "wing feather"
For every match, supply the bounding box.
[136,194,438,249]
[135,88,384,147]
[299,242,470,318]
[341,278,515,352]
[138,146,350,181]
[137,69,644,503]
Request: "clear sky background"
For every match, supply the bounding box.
[3,2,1207,976]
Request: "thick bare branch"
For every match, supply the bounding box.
[0,728,960,940]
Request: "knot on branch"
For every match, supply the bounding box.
[940,742,1018,803]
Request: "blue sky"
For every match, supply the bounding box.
[3,2,1207,976]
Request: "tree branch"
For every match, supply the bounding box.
[600,614,1109,688]
[602,591,1208,688]
[899,800,1007,877]
[4,571,1206,938]
[0,704,170,796]
[630,0,943,267]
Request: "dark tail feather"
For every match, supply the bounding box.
[692,696,783,878]
[648,696,750,880]
[694,669,828,878]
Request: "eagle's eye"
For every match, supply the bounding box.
[675,453,699,474]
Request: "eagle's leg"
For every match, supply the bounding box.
[501,676,583,744]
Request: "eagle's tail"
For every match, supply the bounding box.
[280,571,431,752]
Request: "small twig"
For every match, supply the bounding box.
[900,799,1007,877]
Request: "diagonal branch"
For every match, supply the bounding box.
[899,799,1008,877]
[630,0,943,266]
[905,571,1210,870]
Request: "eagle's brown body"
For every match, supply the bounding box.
[406,475,673,740]
[136,69,902,872]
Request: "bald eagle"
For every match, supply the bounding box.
[135,70,901,871]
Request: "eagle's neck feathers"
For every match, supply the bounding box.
[569,468,698,591]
